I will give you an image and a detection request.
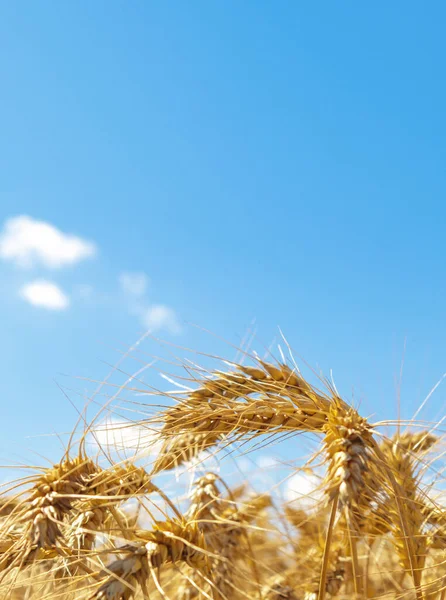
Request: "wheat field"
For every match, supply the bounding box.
[1,340,445,600]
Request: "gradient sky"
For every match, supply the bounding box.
[1,2,446,473]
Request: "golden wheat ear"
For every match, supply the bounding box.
[90,519,209,600]
[151,360,334,476]
[374,432,439,598]
[0,455,99,578]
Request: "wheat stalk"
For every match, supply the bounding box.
[152,362,336,475]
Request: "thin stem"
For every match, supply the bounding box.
[318,490,339,600]
[346,508,363,598]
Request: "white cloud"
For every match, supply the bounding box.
[20,280,70,310]
[285,471,323,510]
[119,272,149,297]
[0,215,96,269]
[118,271,181,335]
[90,418,161,458]
[142,304,181,334]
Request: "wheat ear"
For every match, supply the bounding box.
[378,431,437,593]
[152,361,334,474]
[90,519,208,600]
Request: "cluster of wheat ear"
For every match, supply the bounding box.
[1,350,445,600]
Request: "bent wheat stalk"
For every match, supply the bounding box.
[152,361,335,475]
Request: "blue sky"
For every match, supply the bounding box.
[1,2,446,473]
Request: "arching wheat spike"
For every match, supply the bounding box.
[153,361,335,475]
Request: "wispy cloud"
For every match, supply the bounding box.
[119,272,149,297]
[119,271,182,335]
[89,418,161,458]
[0,215,96,269]
[142,304,182,334]
[20,280,70,310]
